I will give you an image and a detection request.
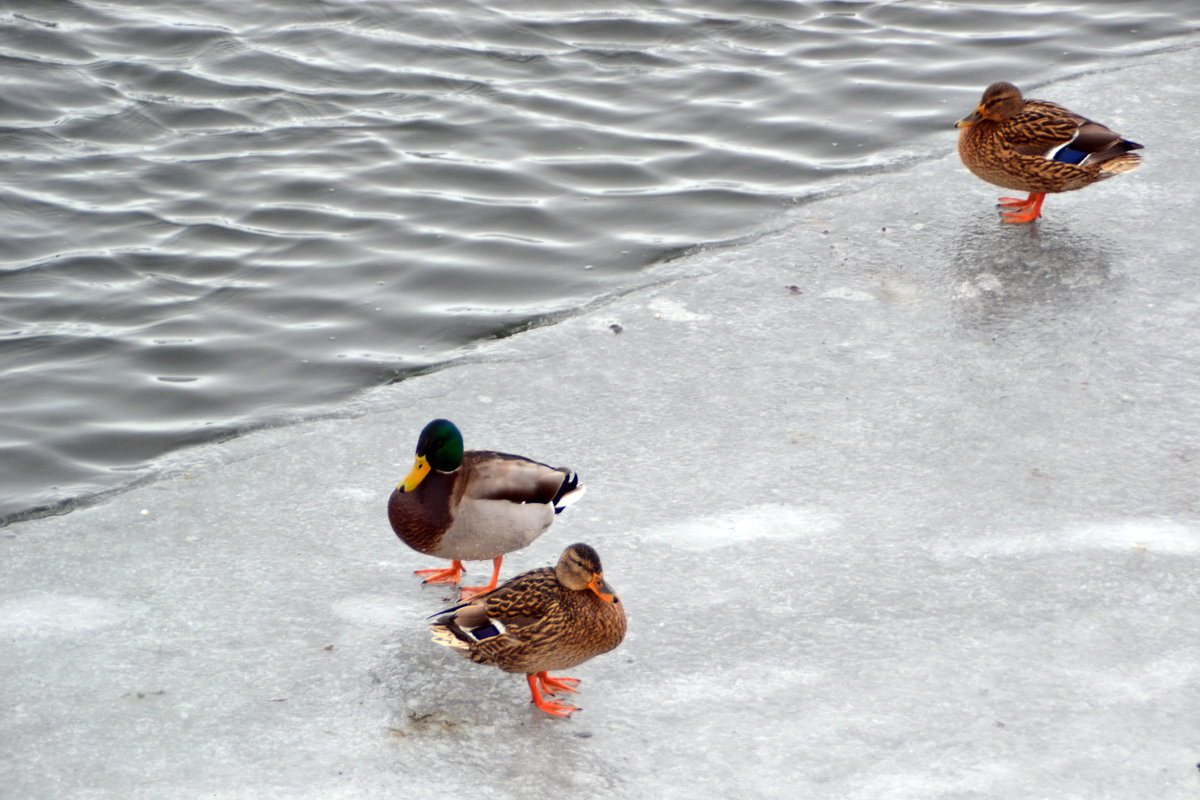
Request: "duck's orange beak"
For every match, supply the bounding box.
[587,572,617,603]
[399,454,431,492]
[956,107,984,128]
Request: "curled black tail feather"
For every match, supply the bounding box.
[551,471,582,514]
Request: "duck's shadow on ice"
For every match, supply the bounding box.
[947,217,1126,335]
[366,626,609,737]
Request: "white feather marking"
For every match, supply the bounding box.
[555,483,587,511]
[1043,128,1080,161]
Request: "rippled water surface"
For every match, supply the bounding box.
[2,0,1197,522]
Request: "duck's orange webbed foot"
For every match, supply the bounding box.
[537,672,581,696]
[997,195,1035,209]
[534,696,580,717]
[457,557,504,600]
[526,673,581,718]
[414,560,466,585]
[997,192,1046,223]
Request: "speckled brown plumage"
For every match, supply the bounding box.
[956,81,1142,222]
[429,543,626,717]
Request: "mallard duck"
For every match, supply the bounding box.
[956,81,1143,223]
[388,419,585,599]
[429,542,626,718]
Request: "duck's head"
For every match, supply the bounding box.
[956,81,1024,128]
[556,543,619,604]
[399,418,464,492]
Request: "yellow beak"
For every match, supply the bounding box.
[587,572,617,603]
[399,454,431,492]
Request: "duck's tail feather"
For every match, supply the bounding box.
[1098,152,1142,176]
[429,622,471,652]
[552,472,586,514]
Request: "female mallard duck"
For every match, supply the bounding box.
[429,542,626,718]
[956,81,1143,223]
[388,419,585,599]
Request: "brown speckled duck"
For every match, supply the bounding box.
[956,81,1143,223]
[429,542,626,718]
[388,419,585,599]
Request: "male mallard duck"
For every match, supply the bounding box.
[429,542,626,718]
[388,419,585,599]
[956,81,1143,223]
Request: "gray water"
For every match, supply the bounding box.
[1,0,1197,524]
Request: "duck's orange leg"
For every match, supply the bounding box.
[526,673,580,718]
[458,557,504,600]
[414,559,466,585]
[998,192,1046,223]
[537,672,581,696]
[997,194,1037,209]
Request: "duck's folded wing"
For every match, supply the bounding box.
[463,451,570,505]
[1002,104,1083,155]
[482,568,560,626]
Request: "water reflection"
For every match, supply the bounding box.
[948,218,1123,337]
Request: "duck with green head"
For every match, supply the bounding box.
[388,419,585,599]
[956,81,1143,223]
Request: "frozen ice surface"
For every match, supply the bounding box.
[3,48,1200,799]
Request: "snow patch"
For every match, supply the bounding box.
[646,503,842,552]
[332,594,412,627]
[0,593,139,635]
[821,287,874,302]
[648,297,707,321]
[949,519,1200,558]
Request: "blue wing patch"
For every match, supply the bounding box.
[468,621,505,640]
[1050,145,1088,165]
